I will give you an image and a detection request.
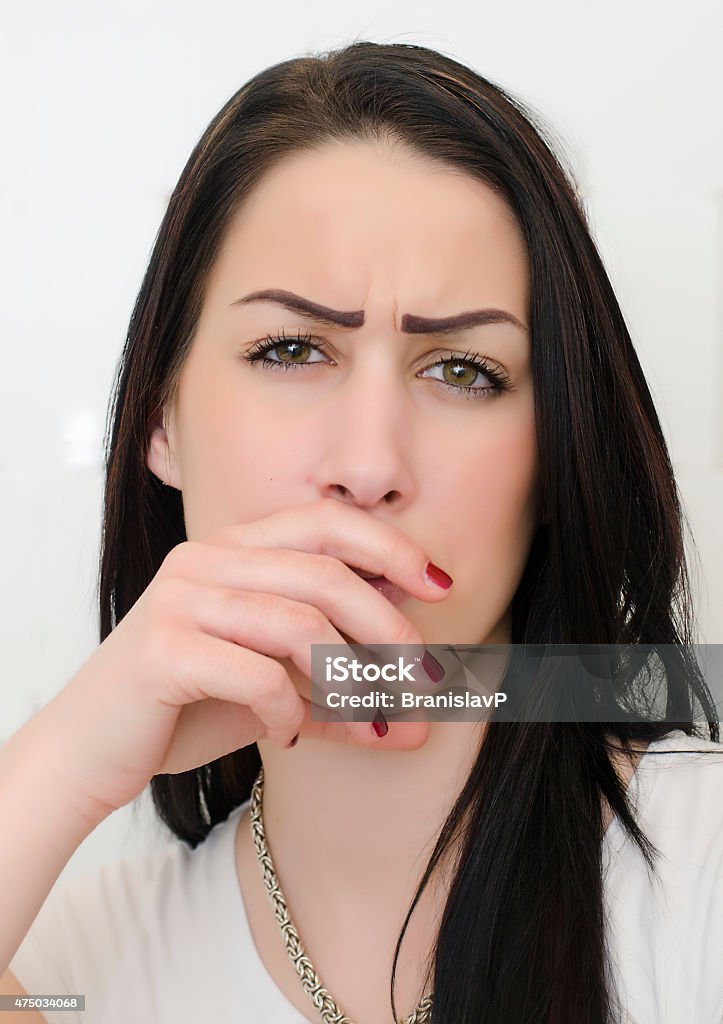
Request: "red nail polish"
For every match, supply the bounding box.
[425,562,453,589]
[422,650,445,683]
[372,710,388,738]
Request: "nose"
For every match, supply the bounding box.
[327,480,401,507]
[312,363,417,511]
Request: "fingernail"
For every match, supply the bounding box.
[287,732,300,748]
[424,562,453,589]
[422,650,445,683]
[371,710,388,738]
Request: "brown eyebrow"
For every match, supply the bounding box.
[231,288,528,334]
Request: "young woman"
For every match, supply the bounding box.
[1,40,721,1024]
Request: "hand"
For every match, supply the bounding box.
[31,498,453,823]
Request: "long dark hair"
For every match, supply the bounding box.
[99,41,719,1023]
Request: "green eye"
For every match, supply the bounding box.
[243,330,513,401]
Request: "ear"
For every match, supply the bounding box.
[146,403,183,490]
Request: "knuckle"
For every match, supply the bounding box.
[250,591,284,623]
[317,554,348,589]
[285,600,327,639]
[390,616,422,647]
[207,522,246,548]
[217,584,248,619]
[257,659,291,703]
[161,540,196,576]
[149,574,189,618]
[146,620,187,679]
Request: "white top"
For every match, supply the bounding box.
[9,729,723,1024]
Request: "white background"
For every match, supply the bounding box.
[1,0,721,879]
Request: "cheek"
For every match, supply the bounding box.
[176,371,292,534]
[467,422,537,536]
[443,408,538,592]
[411,406,538,644]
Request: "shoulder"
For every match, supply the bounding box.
[603,731,723,1022]
[56,802,247,941]
[605,730,723,946]
[604,729,723,848]
[634,729,723,851]
[10,804,248,1024]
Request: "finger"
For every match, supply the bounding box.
[179,583,390,744]
[199,497,454,604]
[157,696,267,774]
[287,695,433,750]
[155,630,306,748]
[170,544,426,647]
[167,546,430,680]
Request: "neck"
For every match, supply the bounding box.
[256,715,487,930]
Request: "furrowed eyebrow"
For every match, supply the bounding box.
[230,288,528,334]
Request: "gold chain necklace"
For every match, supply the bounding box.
[249,767,435,1024]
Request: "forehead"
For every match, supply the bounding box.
[206,141,528,316]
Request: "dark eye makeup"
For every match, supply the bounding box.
[242,328,514,402]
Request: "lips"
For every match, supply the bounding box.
[350,567,385,581]
[347,566,409,606]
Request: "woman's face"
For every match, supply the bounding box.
[148,140,539,652]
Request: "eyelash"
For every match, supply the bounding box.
[242,329,513,401]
